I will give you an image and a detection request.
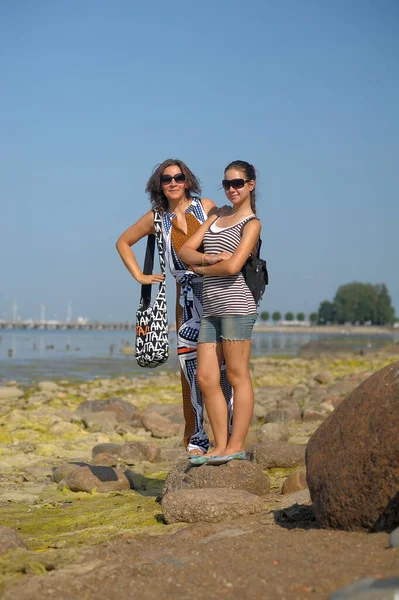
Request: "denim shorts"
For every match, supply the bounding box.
[198,314,257,343]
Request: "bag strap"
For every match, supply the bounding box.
[140,211,165,309]
[241,216,262,257]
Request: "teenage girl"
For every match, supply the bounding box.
[178,160,261,465]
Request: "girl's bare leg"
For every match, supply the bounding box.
[196,342,228,456]
[221,339,253,455]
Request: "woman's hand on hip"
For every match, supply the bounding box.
[137,273,165,285]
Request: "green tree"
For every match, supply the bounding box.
[374,284,395,325]
[297,312,305,321]
[260,311,270,322]
[272,311,281,323]
[320,282,396,325]
[309,312,318,324]
[318,300,337,324]
[334,282,377,324]
[285,312,294,321]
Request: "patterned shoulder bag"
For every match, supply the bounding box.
[135,211,169,368]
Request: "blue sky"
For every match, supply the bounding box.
[1,0,398,322]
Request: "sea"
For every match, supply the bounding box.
[0,328,398,384]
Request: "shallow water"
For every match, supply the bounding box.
[0,328,397,384]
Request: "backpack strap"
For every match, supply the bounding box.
[241,216,261,257]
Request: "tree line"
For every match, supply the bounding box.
[317,282,395,325]
[260,282,396,325]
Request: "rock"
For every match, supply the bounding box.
[329,577,399,599]
[273,488,311,509]
[0,526,28,555]
[141,411,181,438]
[82,412,118,432]
[22,466,53,481]
[52,462,88,483]
[319,400,335,414]
[302,409,325,422]
[282,468,307,494]
[247,442,306,469]
[244,429,258,450]
[119,441,161,464]
[311,388,329,404]
[163,459,270,498]
[90,453,118,467]
[162,489,264,524]
[314,372,334,385]
[253,402,267,420]
[255,386,293,407]
[0,386,24,400]
[91,441,160,464]
[306,361,399,531]
[327,379,358,397]
[256,423,290,443]
[63,465,130,493]
[389,526,399,548]
[143,404,183,425]
[76,397,140,424]
[91,443,122,457]
[38,381,60,392]
[290,384,310,399]
[265,409,289,423]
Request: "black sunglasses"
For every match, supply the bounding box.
[222,178,251,191]
[161,173,186,185]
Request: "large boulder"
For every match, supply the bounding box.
[163,459,270,498]
[162,489,263,524]
[306,361,399,531]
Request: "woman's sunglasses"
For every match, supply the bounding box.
[222,178,251,191]
[161,173,186,185]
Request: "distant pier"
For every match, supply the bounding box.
[0,320,137,331]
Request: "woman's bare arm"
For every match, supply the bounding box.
[116,211,164,285]
[191,220,261,277]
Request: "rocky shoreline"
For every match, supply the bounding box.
[0,349,398,599]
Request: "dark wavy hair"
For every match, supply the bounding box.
[145,159,202,213]
[224,160,257,214]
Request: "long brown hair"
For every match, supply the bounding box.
[224,160,257,214]
[145,159,202,213]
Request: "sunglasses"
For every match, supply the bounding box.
[161,173,186,185]
[222,178,251,191]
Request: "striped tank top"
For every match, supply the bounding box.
[202,215,258,317]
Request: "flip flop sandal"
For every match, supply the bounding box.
[206,451,247,466]
[188,455,211,466]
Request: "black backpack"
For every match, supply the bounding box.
[241,218,269,304]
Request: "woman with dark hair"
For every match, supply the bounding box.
[116,159,232,455]
[179,160,261,465]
